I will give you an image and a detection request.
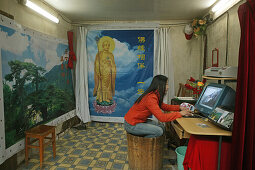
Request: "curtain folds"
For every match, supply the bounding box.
[155,27,175,103]
[231,1,255,169]
[75,27,91,123]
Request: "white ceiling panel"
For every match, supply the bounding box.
[42,0,217,23]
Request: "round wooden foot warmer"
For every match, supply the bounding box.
[126,133,164,170]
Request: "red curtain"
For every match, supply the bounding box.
[231,1,255,169]
[67,31,76,69]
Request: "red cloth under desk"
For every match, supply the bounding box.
[183,135,232,170]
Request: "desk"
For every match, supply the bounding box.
[174,117,232,170]
[176,118,231,136]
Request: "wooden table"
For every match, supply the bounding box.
[174,117,232,170]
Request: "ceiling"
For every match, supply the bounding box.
[42,0,218,23]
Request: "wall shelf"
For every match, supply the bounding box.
[202,76,237,84]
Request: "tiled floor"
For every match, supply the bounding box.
[18,122,178,170]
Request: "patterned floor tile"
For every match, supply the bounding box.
[78,158,92,166]
[17,122,178,170]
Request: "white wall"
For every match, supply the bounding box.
[0,0,72,40]
[204,1,244,88]
[165,0,243,93]
[206,3,241,68]
[170,26,203,93]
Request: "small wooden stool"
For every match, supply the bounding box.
[25,125,56,168]
[126,133,164,170]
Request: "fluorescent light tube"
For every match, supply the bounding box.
[211,0,241,19]
[211,0,240,13]
[211,0,228,12]
[25,0,59,23]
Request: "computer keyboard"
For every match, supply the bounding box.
[183,114,202,118]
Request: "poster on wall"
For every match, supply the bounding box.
[87,30,154,121]
[0,23,75,149]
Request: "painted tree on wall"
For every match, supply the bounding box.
[3,60,75,148]
[4,61,46,138]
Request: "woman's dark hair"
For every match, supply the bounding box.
[135,75,168,106]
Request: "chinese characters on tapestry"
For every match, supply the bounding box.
[137,36,146,95]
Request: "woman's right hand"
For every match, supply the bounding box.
[180,110,193,116]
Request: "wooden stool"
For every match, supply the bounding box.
[25,125,56,168]
[126,133,164,170]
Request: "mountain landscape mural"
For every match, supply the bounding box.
[0,24,75,148]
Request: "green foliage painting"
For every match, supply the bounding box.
[0,24,75,148]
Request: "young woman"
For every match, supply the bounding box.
[124,75,192,138]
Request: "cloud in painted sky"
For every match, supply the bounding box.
[0,30,29,55]
[0,27,63,72]
[30,37,61,72]
[87,37,139,78]
[113,40,138,74]
[87,38,139,87]
[24,58,35,64]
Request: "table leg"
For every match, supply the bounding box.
[217,136,222,170]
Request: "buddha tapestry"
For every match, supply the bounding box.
[87,30,154,122]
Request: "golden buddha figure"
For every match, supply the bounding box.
[93,36,116,105]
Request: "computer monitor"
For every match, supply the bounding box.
[195,83,236,117]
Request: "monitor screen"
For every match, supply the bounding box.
[195,83,236,117]
[198,86,223,109]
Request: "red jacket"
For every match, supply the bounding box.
[124,91,182,125]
